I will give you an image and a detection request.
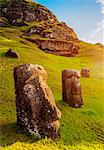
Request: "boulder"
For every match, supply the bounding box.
[5,49,18,58]
[81,67,90,78]
[41,22,78,41]
[14,64,61,139]
[26,22,79,41]
[62,69,83,108]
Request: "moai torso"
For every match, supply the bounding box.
[62,69,83,108]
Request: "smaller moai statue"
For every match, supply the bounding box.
[62,69,83,108]
[81,67,90,78]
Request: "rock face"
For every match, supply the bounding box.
[0,0,57,26]
[62,69,83,108]
[26,21,78,41]
[0,0,79,56]
[41,22,78,41]
[81,68,90,78]
[25,21,79,57]
[5,49,18,58]
[14,64,61,139]
[26,38,79,57]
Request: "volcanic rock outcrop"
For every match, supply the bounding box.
[26,22,78,41]
[26,38,79,56]
[14,64,61,139]
[0,0,79,56]
[62,69,83,108]
[0,0,57,26]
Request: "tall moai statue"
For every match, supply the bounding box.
[14,64,61,139]
[62,69,83,108]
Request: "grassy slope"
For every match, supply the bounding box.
[0,26,104,150]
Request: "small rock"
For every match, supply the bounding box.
[81,68,90,78]
[5,49,18,58]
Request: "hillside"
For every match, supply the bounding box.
[0,0,79,56]
[0,0,104,150]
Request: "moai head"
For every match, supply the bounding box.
[62,69,83,108]
[25,64,48,84]
[81,67,90,78]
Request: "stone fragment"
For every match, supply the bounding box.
[14,64,61,139]
[62,69,83,108]
[5,49,18,58]
[81,67,90,78]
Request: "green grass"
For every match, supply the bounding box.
[0,26,104,150]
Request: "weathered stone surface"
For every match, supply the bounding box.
[1,0,80,57]
[41,27,73,41]
[41,22,78,41]
[62,69,83,108]
[60,22,78,39]
[14,64,61,139]
[0,0,57,26]
[5,49,18,58]
[81,68,90,78]
[26,25,45,35]
[26,21,78,41]
[26,38,79,57]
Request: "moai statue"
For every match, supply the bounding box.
[14,64,61,139]
[81,67,90,78]
[62,69,83,108]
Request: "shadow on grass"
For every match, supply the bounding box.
[0,123,37,147]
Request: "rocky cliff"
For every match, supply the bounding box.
[0,0,79,57]
[0,0,57,26]
[26,38,79,56]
